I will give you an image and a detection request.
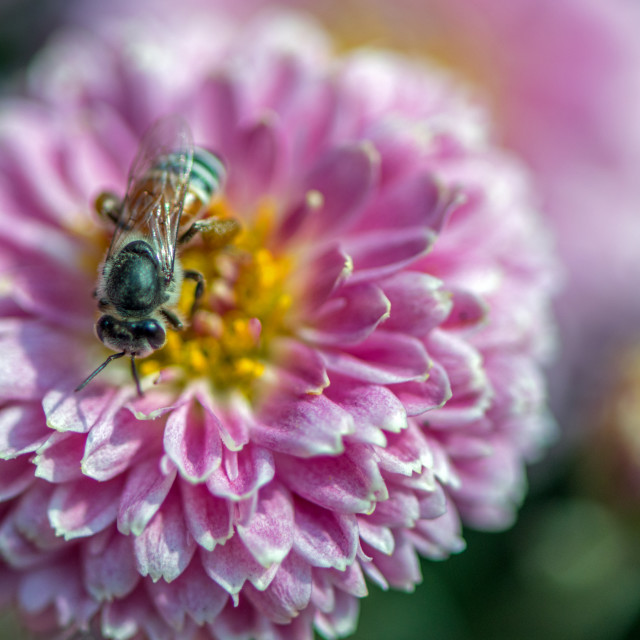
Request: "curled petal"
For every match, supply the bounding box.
[270,339,329,395]
[325,380,408,444]
[276,445,387,514]
[34,431,86,482]
[0,457,35,502]
[322,331,430,385]
[0,320,86,400]
[180,482,233,552]
[244,552,312,625]
[201,533,280,594]
[252,394,354,457]
[237,481,295,568]
[43,386,124,434]
[146,560,228,629]
[164,397,223,483]
[380,271,452,336]
[82,410,161,481]
[294,244,352,311]
[48,475,124,540]
[133,489,197,583]
[293,499,358,570]
[300,283,391,346]
[206,445,275,501]
[345,227,436,284]
[302,142,380,237]
[391,361,452,416]
[117,458,177,536]
[83,527,139,601]
[0,402,48,459]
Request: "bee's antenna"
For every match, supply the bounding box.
[130,355,143,397]
[75,351,127,393]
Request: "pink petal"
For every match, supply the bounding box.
[418,483,448,520]
[441,288,489,330]
[201,533,279,594]
[34,431,86,482]
[358,519,395,555]
[325,381,408,442]
[365,486,420,528]
[275,189,325,248]
[381,271,452,335]
[117,458,177,536]
[244,552,312,625]
[375,424,433,477]
[301,142,380,237]
[146,560,228,628]
[410,507,466,559]
[327,561,368,598]
[191,73,240,159]
[164,397,222,483]
[252,394,354,457]
[18,562,96,625]
[48,475,124,540]
[180,482,233,552]
[300,283,390,346]
[237,481,294,567]
[270,339,329,395]
[0,320,85,399]
[82,408,161,481]
[1,483,63,559]
[230,117,284,202]
[0,402,48,459]
[0,516,52,569]
[293,499,357,570]
[345,227,436,284]
[83,527,139,600]
[276,445,387,514]
[391,360,452,416]
[10,261,94,330]
[298,244,353,312]
[134,489,197,583]
[322,331,430,384]
[364,532,421,591]
[210,596,266,640]
[206,445,274,500]
[43,386,124,434]
[314,588,360,638]
[356,170,443,232]
[0,456,35,502]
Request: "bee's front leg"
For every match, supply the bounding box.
[161,308,184,331]
[184,270,205,316]
[178,217,240,246]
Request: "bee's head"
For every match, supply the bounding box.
[96,314,166,357]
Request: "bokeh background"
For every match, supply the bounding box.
[2,0,640,638]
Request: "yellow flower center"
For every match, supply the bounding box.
[137,200,294,398]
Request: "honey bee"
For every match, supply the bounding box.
[76,116,236,396]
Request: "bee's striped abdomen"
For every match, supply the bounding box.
[191,148,226,202]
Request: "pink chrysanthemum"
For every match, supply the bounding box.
[0,12,557,640]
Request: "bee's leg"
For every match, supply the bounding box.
[178,218,240,246]
[161,308,184,331]
[130,355,143,397]
[184,269,205,316]
[94,191,122,225]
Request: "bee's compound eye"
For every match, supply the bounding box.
[96,315,116,343]
[140,320,166,350]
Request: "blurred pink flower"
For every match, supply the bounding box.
[294,0,640,416]
[0,11,557,640]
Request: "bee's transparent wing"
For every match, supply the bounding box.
[108,116,194,283]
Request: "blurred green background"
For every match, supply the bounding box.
[1,2,640,639]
